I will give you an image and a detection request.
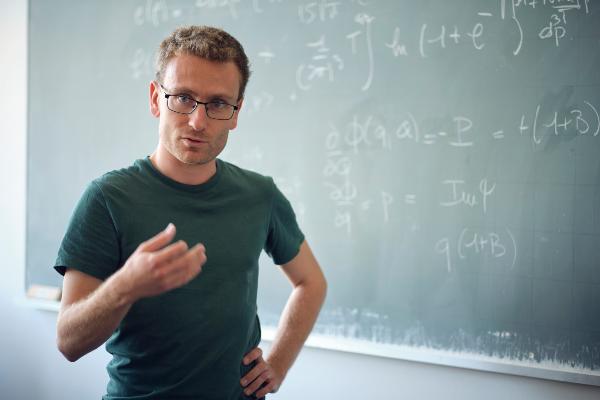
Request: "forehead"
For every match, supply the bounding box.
[162,53,241,101]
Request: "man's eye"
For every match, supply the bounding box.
[209,102,227,110]
[176,95,194,105]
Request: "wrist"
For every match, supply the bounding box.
[105,269,137,308]
[265,355,289,382]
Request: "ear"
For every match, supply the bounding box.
[149,81,161,118]
[230,98,243,130]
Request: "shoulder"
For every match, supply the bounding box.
[92,159,147,194]
[218,159,275,193]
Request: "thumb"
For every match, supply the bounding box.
[138,223,176,252]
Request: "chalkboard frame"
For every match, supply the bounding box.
[26,0,600,386]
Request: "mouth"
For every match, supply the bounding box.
[181,137,208,147]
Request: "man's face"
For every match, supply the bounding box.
[150,53,242,167]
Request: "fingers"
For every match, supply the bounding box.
[256,380,278,399]
[138,223,176,252]
[160,243,206,289]
[150,240,189,265]
[242,359,270,396]
[123,224,209,299]
[240,352,281,398]
[243,347,263,365]
[240,355,265,386]
[240,348,268,396]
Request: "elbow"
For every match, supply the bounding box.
[56,340,82,362]
[56,324,83,362]
[295,273,327,305]
[62,353,81,363]
[320,275,328,302]
[56,336,81,362]
[312,273,327,305]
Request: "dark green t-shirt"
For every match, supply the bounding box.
[54,157,304,400]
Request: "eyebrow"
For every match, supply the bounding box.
[166,85,237,103]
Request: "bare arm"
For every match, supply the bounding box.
[57,269,131,362]
[56,224,206,362]
[241,240,327,397]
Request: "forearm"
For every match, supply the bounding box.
[57,273,133,361]
[266,279,326,379]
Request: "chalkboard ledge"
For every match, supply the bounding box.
[261,327,600,387]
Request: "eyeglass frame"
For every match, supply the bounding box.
[158,83,240,120]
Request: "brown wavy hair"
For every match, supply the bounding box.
[155,25,251,100]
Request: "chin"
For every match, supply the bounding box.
[178,152,215,166]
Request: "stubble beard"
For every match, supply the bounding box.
[167,132,228,166]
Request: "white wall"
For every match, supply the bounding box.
[1,1,599,399]
[0,1,110,399]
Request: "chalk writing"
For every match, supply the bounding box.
[323,121,398,234]
[321,101,599,154]
[346,13,375,91]
[326,113,480,151]
[253,0,283,14]
[324,123,355,234]
[386,27,408,57]
[130,48,153,79]
[439,178,497,215]
[520,101,600,145]
[133,0,171,26]
[296,35,344,91]
[245,91,275,115]
[258,47,276,64]
[381,191,393,223]
[435,227,517,272]
[477,0,590,55]
[298,0,341,24]
[419,23,484,58]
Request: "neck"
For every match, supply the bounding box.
[149,148,216,185]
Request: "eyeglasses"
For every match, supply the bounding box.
[159,84,239,120]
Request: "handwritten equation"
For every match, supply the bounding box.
[318,101,599,154]
[320,99,597,272]
[129,0,594,96]
[435,227,518,273]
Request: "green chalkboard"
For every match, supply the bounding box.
[27,0,600,385]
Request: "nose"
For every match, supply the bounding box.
[188,105,209,131]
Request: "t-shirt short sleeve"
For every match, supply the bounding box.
[264,179,305,265]
[54,181,120,280]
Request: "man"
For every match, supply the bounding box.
[54,25,327,400]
